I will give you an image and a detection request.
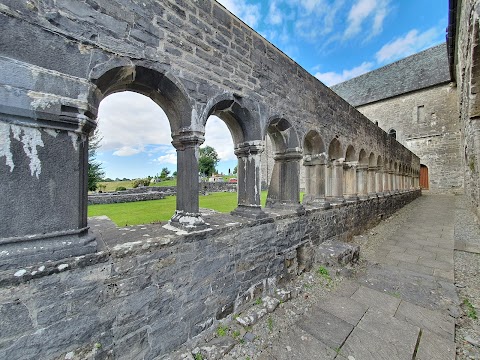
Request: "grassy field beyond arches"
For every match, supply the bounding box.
[88,191,268,226]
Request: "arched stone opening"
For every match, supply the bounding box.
[326,138,344,203]
[357,149,369,200]
[302,130,329,207]
[92,65,208,231]
[202,96,267,219]
[344,145,358,202]
[264,117,303,210]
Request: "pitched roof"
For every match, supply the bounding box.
[330,43,451,107]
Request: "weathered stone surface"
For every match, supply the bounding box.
[296,307,354,350]
[351,285,401,316]
[192,336,236,360]
[416,330,456,360]
[317,296,368,326]
[261,325,337,360]
[316,240,360,266]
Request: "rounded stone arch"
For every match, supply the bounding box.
[368,152,377,166]
[90,63,192,133]
[377,155,383,169]
[359,149,368,165]
[345,145,356,162]
[264,116,302,209]
[265,116,301,152]
[201,93,263,145]
[328,138,343,161]
[304,129,326,156]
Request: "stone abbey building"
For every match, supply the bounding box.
[0,0,479,358]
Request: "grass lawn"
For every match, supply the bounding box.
[88,191,302,226]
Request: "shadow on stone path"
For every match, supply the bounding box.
[259,195,459,360]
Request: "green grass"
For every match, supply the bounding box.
[88,191,302,226]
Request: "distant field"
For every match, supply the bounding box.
[88,191,269,226]
[97,179,177,192]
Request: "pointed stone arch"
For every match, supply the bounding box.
[303,130,329,207]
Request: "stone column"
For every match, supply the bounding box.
[390,169,397,194]
[383,168,390,196]
[0,104,97,269]
[376,168,384,197]
[303,156,330,208]
[169,131,209,231]
[266,149,303,210]
[325,162,333,199]
[357,164,369,200]
[327,159,345,203]
[367,166,377,198]
[344,161,359,202]
[231,141,268,219]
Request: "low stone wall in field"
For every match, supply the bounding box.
[88,191,166,205]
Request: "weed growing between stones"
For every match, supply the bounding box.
[316,266,332,282]
[267,316,274,333]
[217,325,229,337]
[464,298,478,320]
[255,298,263,305]
[194,353,204,360]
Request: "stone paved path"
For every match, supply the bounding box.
[260,195,459,360]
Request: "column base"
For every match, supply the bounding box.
[326,196,346,205]
[266,200,306,212]
[358,194,369,201]
[0,228,97,271]
[231,205,270,220]
[169,211,210,232]
[368,192,378,199]
[344,194,359,203]
[302,196,331,209]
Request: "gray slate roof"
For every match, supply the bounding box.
[330,43,450,107]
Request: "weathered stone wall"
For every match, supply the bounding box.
[88,191,166,205]
[456,0,480,217]
[0,191,420,360]
[0,0,420,266]
[356,84,463,193]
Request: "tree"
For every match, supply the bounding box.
[172,171,177,177]
[160,167,170,180]
[199,145,220,177]
[88,128,105,191]
[233,165,238,175]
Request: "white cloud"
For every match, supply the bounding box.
[97,92,173,154]
[314,61,374,86]
[155,149,177,165]
[113,146,144,157]
[375,27,441,63]
[267,0,283,25]
[344,0,390,39]
[217,0,261,28]
[204,116,236,161]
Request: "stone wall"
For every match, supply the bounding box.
[0,0,421,266]
[456,0,480,217]
[356,84,463,193]
[0,190,420,360]
[88,191,166,205]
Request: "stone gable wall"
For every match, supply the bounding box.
[356,84,463,193]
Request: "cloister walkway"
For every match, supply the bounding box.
[257,195,461,360]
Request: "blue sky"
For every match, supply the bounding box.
[96,0,447,180]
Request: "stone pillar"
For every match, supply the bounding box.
[0,104,97,270]
[344,161,359,202]
[376,168,384,196]
[383,168,390,196]
[169,131,209,231]
[327,159,345,203]
[231,141,268,219]
[302,156,330,208]
[325,162,333,199]
[390,170,397,194]
[367,166,377,198]
[357,164,368,200]
[266,149,303,210]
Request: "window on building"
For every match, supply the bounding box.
[388,129,397,139]
[416,105,425,123]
